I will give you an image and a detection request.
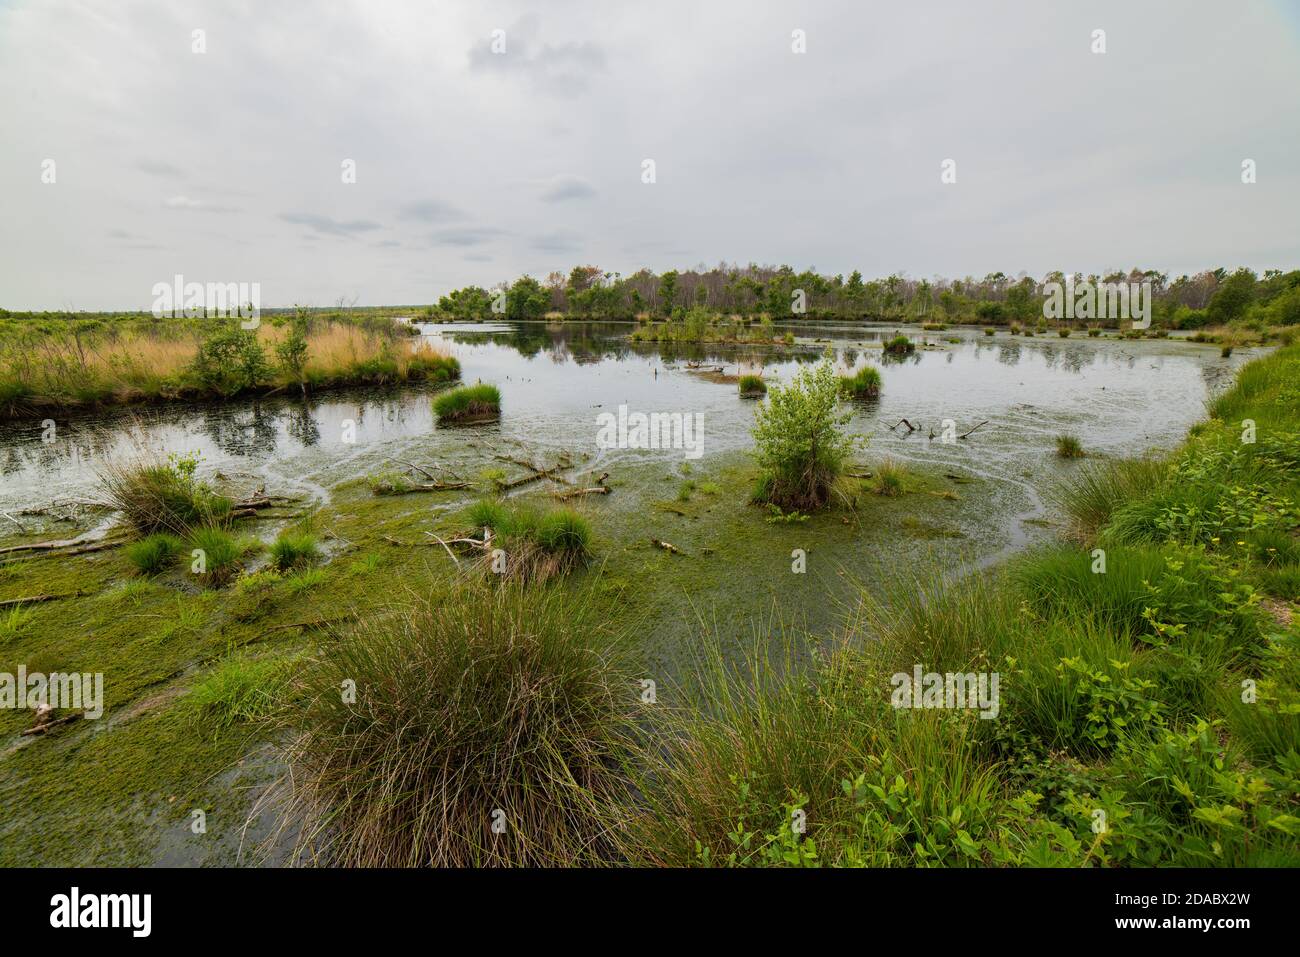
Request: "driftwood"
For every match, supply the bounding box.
[493,454,574,489]
[554,473,610,500]
[0,532,127,556]
[0,593,85,609]
[889,419,918,433]
[651,538,682,555]
[958,420,990,439]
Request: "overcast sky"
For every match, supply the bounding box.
[2,0,1299,310]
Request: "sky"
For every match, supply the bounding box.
[2,0,1299,310]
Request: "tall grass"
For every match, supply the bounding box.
[839,365,882,398]
[281,582,635,867]
[99,452,232,535]
[0,315,441,416]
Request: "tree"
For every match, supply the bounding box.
[276,307,311,396]
[657,270,679,316]
[1206,268,1256,325]
[507,275,550,320]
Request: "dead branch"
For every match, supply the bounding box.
[553,472,610,500]
[889,419,918,433]
[0,593,85,608]
[21,712,84,735]
[958,420,990,440]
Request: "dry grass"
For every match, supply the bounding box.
[0,318,441,415]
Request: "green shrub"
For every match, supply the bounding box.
[190,322,271,395]
[738,374,766,397]
[751,357,859,511]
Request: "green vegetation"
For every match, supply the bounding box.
[422,264,1295,341]
[0,312,451,418]
[282,583,633,866]
[464,499,592,581]
[1055,434,1085,459]
[124,533,184,575]
[433,383,501,422]
[871,459,908,496]
[839,365,882,398]
[187,526,252,587]
[100,452,232,535]
[751,357,859,511]
[189,652,291,735]
[883,335,915,355]
[603,342,1300,867]
[270,531,320,571]
[738,374,767,397]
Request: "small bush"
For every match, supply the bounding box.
[984,328,995,336]
[1058,327,1071,338]
[738,374,766,397]
[751,358,859,511]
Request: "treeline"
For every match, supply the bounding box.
[431,264,1300,329]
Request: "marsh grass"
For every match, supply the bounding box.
[839,365,882,398]
[871,458,908,496]
[1052,457,1168,540]
[464,499,592,581]
[281,582,635,867]
[882,335,915,355]
[270,531,320,571]
[100,452,232,535]
[1054,434,1085,459]
[187,526,254,587]
[738,374,767,397]
[124,533,184,575]
[189,651,291,736]
[433,383,501,422]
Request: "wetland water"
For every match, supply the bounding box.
[0,319,1257,667]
